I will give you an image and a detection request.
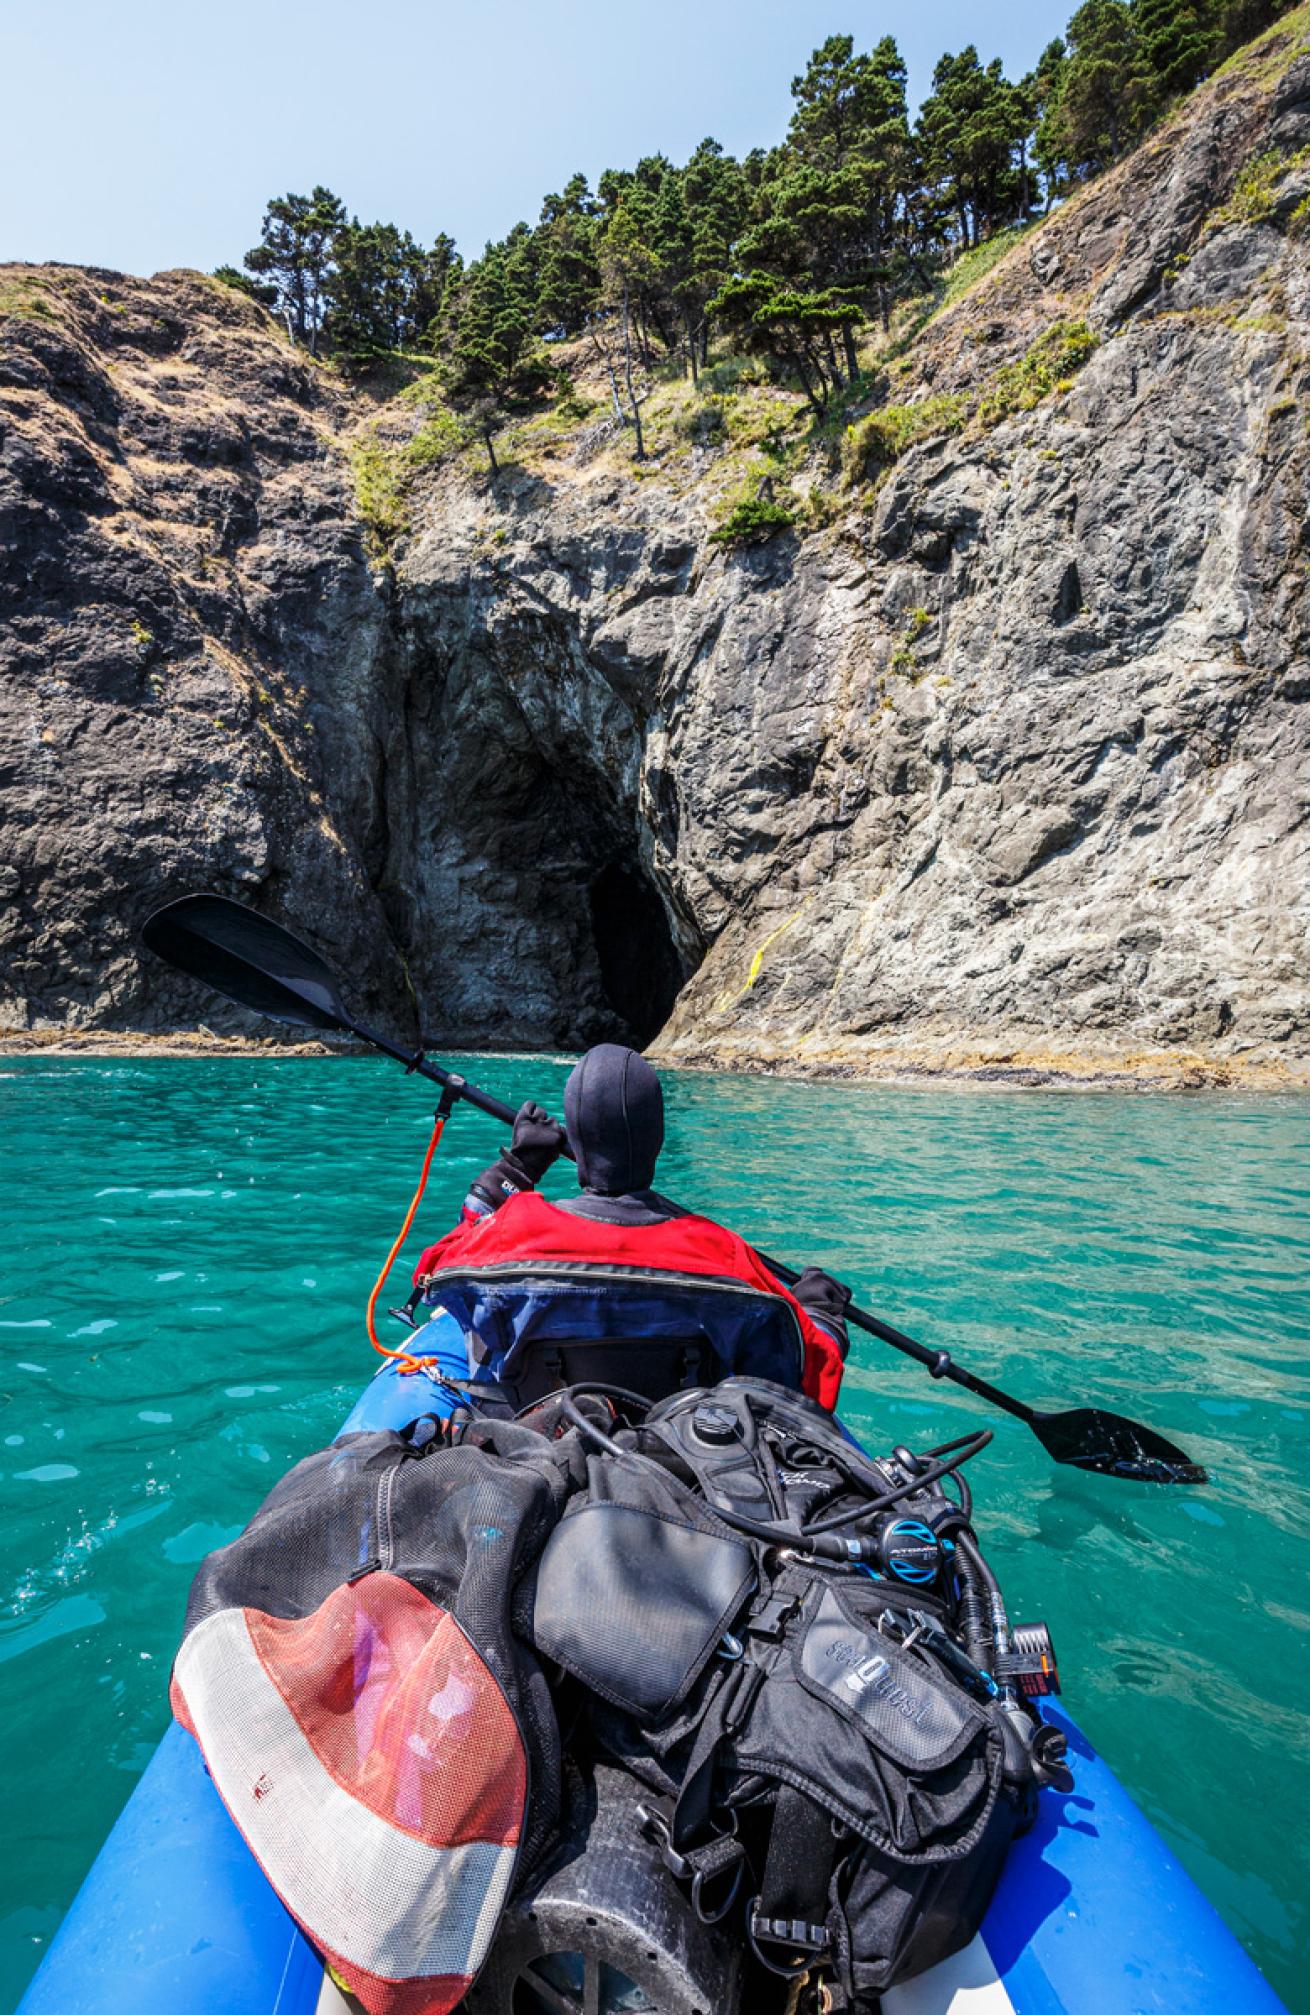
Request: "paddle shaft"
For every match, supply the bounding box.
[350,1016,582,1157]
[138,892,1205,1477]
[757,1250,1037,1425]
[302,1030,1201,1475]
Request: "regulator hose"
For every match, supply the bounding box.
[953,1528,1011,1669]
[561,1398,993,1563]
[801,1429,992,1535]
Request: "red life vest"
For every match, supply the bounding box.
[414,1191,845,1412]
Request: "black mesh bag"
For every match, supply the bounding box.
[172,1412,583,2014]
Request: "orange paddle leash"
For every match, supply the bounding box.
[366,1112,447,1376]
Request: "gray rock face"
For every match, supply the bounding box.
[2,20,1309,1084]
[0,267,411,1035]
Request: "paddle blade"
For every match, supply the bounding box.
[141,894,351,1034]
[1033,1406,1207,1484]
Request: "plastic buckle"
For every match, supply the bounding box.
[638,1807,744,1924]
[746,1899,829,1976]
[747,1591,800,1641]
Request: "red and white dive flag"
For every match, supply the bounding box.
[172,1571,526,2015]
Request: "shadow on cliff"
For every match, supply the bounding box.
[715,528,801,589]
[483,466,559,519]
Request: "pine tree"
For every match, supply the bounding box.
[680,140,746,367]
[243,187,346,352]
[789,33,880,164]
[229,0,1293,421]
[1217,0,1298,41]
[738,35,911,384]
[327,223,409,358]
[536,175,602,337]
[650,173,699,376]
[320,224,460,362]
[417,235,463,346]
[596,192,664,454]
[212,265,277,308]
[711,269,860,417]
[608,157,682,360]
[805,34,911,343]
[916,49,1030,249]
[442,229,549,474]
[1133,0,1218,110]
[1050,0,1142,172]
[1028,39,1071,205]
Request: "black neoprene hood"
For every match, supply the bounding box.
[564,1044,666,1195]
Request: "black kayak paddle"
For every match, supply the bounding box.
[142,893,526,1134]
[757,1248,1206,1484]
[141,892,1207,1485]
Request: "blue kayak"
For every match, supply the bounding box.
[18,1314,1289,2015]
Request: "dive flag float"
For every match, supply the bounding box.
[15,893,1285,2015]
[173,1581,524,2014]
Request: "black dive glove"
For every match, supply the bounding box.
[468,1101,567,1213]
[791,1265,853,1359]
[508,1101,568,1182]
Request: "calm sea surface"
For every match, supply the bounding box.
[1,1056,1307,2009]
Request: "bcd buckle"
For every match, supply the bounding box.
[747,1898,830,1977]
[637,1805,745,1925]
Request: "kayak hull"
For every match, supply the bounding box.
[18,1329,1289,2015]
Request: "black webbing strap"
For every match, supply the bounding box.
[652,1662,757,1921]
[669,1663,740,1852]
[749,1783,836,1963]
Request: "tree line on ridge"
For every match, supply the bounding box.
[217,0,1296,455]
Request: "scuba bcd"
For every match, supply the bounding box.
[616,1380,1069,1751]
[516,1377,1072,2013]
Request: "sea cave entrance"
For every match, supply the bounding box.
[588,859,689,1049]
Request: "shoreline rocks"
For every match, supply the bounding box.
[2,1024,1304,1094]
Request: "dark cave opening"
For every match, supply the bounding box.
[588,860,688,1049]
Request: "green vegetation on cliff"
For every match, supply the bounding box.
[210,0,1307,543]
[225,0,1298,414]
[842,395,970,480]
[976,318,1101,421]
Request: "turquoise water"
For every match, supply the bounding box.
[1,1056,1308,2010]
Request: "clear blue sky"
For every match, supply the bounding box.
[2,0,1065,278]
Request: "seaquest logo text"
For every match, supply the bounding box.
[826,1641,935,1728]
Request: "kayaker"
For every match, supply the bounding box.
[412,1043,852,1409]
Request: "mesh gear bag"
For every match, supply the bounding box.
[171,1413,581,2015]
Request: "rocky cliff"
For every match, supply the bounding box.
[3,13,1309,1084]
